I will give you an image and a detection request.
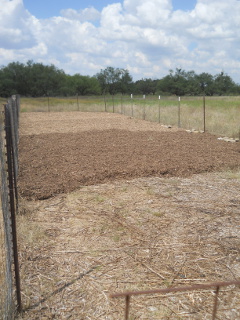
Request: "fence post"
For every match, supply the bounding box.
[112,95,115,113]
[212,286,220,320]
[0,105,14,319]
[143,95,146,120]
[203,94,206,132]
[131,94,133,117]
[4,103,22,312]
[77,93,79,111]
[104,94,107,112]
[178,96,181,128]
[125,295,130,320]
[158,95,161,123]
[47,95,50,112]
[121,94,123,114]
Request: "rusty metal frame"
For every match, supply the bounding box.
[110,280,240,320]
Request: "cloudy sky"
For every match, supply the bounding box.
[1,0,240,82]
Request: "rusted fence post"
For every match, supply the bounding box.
[212,286,220,320]
[125,295,130,320]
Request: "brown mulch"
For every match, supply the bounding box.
[19,128,240,200]
[19,119,240,199]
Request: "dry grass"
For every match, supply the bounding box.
[20,96,240,139]
[17,170,240,319]
[16,109,240,319]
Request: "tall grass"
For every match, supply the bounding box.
[20,96,106,113]
[20,95,240,138]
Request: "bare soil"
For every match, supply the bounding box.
[17,112,240,319]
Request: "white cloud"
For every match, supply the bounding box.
[60,7,100,22]
[0,0,39,49]
[0,0,240,83]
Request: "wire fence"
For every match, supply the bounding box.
[20,94,240,139]
[1,94,239,318]
[0,95,21,319]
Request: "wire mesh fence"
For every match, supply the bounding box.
[20,94,240,139]
[0,95,21,319]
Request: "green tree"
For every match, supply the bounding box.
[214,71,235,95]
[96,67,132,95]
[196,72,215,96]
[134,78,158,95]
[157,69,188,96]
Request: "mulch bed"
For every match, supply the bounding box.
[18,129,240,200]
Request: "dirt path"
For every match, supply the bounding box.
[17,112,240,319]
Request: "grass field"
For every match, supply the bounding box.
[20,95,240,138]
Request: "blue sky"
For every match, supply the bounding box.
[23,0,197,19]
[1,0,240,82]
[23,0,118,18]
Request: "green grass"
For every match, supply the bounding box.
[20,95,240,138]
[0,97,7,107]
[20,96,105,113]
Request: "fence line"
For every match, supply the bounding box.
[0,95,21,319]
[20,95,240,139]
[110,280,240,320]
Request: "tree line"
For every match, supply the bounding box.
[0,60,239,97]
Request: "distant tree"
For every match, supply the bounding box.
[214,71,236,95]
[134,78,158,95]
[196,72,215,96]
[0,62,28,96]
[0,60,239,97]
[157,68,188,96]
[95,67,132,95]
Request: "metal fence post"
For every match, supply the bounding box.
[112,95,115,113]
[104,94,107,112]
[131,94,133,117]
[143,95,146,120]
[178,96,181,128]
[77,93,79,111]
[158,95,161,123]
[4,103,22,312]
[212,286,220,320]
[125,295,130,320]
[0,105,14,319]
[203,94,206,132]
[121,94,123,114]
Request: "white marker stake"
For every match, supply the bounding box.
[131,94,133,99]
